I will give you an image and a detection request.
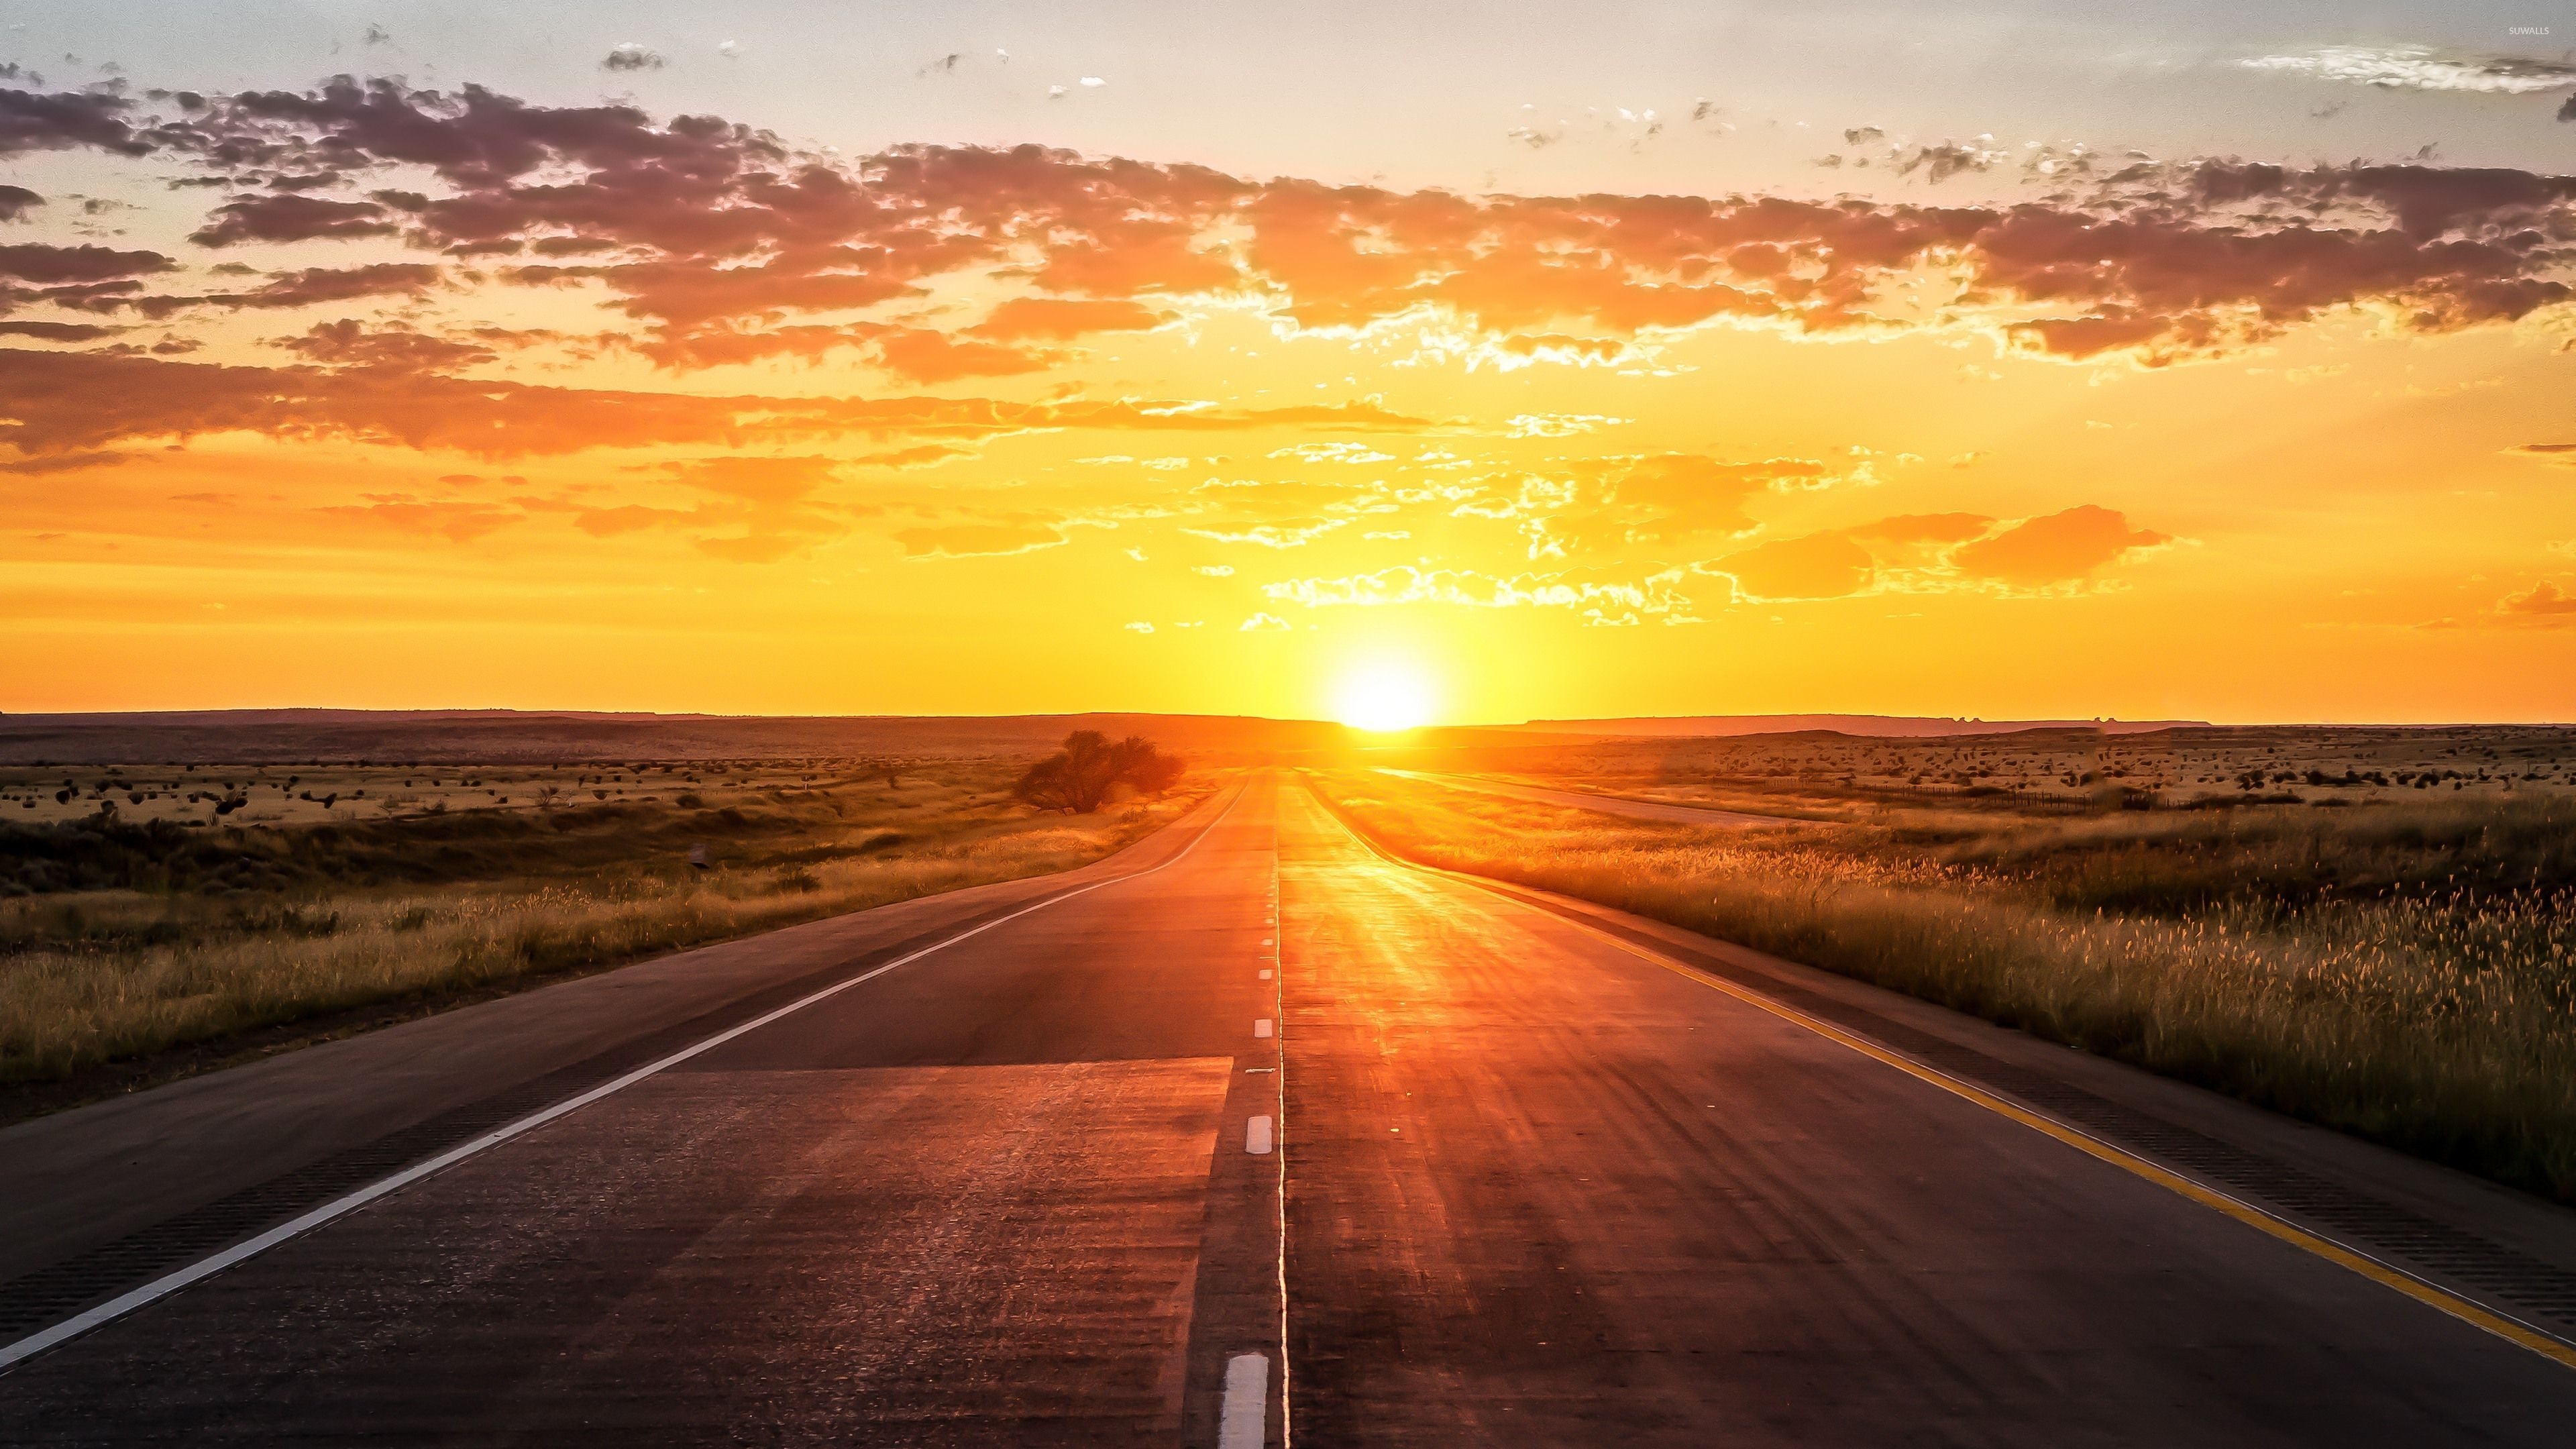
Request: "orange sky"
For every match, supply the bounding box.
[4,10,2575,723]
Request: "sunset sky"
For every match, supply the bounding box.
[4,1,2575,724]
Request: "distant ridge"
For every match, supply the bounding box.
[0,708,2240,764]
[1505,714,2210,739]
[0,709,1353,765]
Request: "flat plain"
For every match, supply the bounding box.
[0,738,1216,1112]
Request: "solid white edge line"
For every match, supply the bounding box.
[0,782,1246,1374]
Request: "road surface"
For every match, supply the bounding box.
[1375,768,1801,827]
[5,773,2576,1445]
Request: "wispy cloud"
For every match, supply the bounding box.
[2241,46,2576,96]
[894,519,1067,559]
[2497,580,2576,624]
[1180,519,1349,549]
[1709,506,2172,602]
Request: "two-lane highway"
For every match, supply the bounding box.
[1372,768,1801,827]
[1272,785,2576,1444]
[0,785,1289,1446]
[6,773,2576,1444]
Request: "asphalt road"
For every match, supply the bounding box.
[1374,768,1801,826]
[6,774,2576,1444]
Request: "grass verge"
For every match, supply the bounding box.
[2,763,1216,1116]
[1311,770,2576,1205]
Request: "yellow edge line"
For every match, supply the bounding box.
[1303,780,2576,1373]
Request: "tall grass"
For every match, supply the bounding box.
[1318,773,2576,1203]
[0,802,1199,1087]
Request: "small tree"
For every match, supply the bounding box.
[1012,731,1185,814]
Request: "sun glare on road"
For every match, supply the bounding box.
[1334,661,1435,733]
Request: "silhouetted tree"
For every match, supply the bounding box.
[1012,731,1185,813]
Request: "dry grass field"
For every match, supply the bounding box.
[1,757,939,831]
[1397,724,2576,822]
[0,750,1216,1108]
[1313,740,2576,1203]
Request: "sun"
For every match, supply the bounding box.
[1334,660,1436,732]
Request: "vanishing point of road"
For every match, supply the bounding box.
[5,775,2576,1444]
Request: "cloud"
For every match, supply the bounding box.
[1263,563,1693,621]
[0,185,40,221]
[1180,519,1348,548]
[1504,413,1626,439]
[868,326,1057,384]
[1894,138,2008,182]
[1500,453,1833,559]
[664,454,839,506]
[0,448,129,474]
[1845,512,1995,546]
[543,455,855,561]
[207,262,442,311]
[968,296,1166,341]
[276,319,494,371]
[1714,531,1875,601]
[1269,441,1395,464]
[5,74,2575,406]
[894,520,1068,558]
[0,242,180,321]
[0,319,121,341]
[1239,612,1289,631]
[2506,442,2576,466]
[315,495,521,541]
[1487,333,1631,367]
[1609,453,1825,526]
[665,455,855,561]
[696,533,806,563]
[1951,505,2170,586]
[848,443,969,469]
[572,503,688,538]
[0,86,152,158]
[190,193,397,247]
[0,242,175,286]
[2497,580,2576,623]
[602,44,665,72]
[1701,507,2171,602]
[0,347,1432,462]
[2241,47,2576,95]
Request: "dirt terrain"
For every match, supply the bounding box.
[1385,724,2576,818]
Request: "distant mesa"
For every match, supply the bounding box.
[0,708,1357,765]
[0,708,2221,764]
[1503,714,2211,739]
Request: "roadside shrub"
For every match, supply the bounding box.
[1012,732,1186,814]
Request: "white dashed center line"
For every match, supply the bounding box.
[1246,1114,1274,1155]
[1254,1018,1275,1038]
[1220,1352,1269,1448]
